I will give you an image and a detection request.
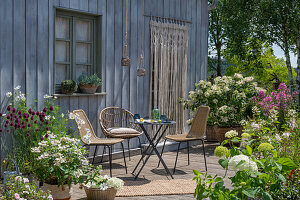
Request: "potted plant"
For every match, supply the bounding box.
[181,74,263,143]
[31,133,90,200]
[61,80,78,95]
[83,165,124,200]
[1,175,53,200]
[78,73,102,94]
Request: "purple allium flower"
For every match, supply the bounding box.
[41,118,45,122]
[30,116,34,120]
[45,133,49,138]
[28,108,32,114]
[7,116,10,120]
[45,121,49,125]
[0,129,2,133]
[0,113,2,117]
[26,133,30,137]
[27,124,31,127]
[10,113,13,117]
[36,128,40,132]
[15,119,19,123]
[25,119,29,122]
[40,137,44,141]
[5,120,9,124]
[7,129,10,133]
[18,111,22,115]
[49,106,54,111]
[7,106,11,111]
[14,115,17,119]
[34,120,37,124]
[10,123,13,127]
[21,121,25,125]
[17,124,20,128]
[4,124,8,128]
[36,111,40,116]
[12,108,16,113]
[31,111,35,116]
[14,124,18,129]
[46,127,49,131]
[28,129,31,132]
[43,108,47,112]
[22,125,25,129]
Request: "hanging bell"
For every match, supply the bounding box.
[137,68,146,76]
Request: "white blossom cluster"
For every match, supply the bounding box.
[228,155,258,173]
[85,175,124,191]
[225,130,238,139]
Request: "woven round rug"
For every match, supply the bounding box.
[116,179,196,197]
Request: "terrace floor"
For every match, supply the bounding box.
[71,142,234,200]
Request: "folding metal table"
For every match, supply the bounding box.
[131,120,176,180]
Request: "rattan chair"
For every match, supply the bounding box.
[158,106,210,174]
[99,107,143,160]
[72,109,127,177]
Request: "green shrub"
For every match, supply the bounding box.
[78,73,101,86]
[61,80,78,94]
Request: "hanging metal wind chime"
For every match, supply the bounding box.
[121,0,130,66]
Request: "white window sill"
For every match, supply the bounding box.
[53,92,107,97]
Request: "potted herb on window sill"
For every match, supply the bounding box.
[61,80,78,95]
[78,74,102,94]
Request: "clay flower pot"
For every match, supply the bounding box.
[79,84,98,94]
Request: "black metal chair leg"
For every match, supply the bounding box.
[173,142,181,174]
[127,139,131,161]
[187,141,190,165]
[108,145,113,177]
[137,136,143,155]
[121,142,128,174]
[201,139,207,172]
[157,139,167,168]
[100,146,106,163]
[92,145,98,165]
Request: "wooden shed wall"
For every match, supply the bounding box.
[0,0,208,153]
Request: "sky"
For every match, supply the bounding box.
[273,45,297,69]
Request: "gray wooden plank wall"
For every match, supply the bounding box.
[0,0,209,155]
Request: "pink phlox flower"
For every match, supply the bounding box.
[14,193,20,199]
[258,90,265,98]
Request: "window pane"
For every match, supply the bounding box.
[76,20,91,41]
[55,64,70,84]
[56,17,70,39]
[55,41,70,62]
[76,43,91,63]
[76,65,91,81]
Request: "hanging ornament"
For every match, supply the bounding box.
[137,54,146,76]
[121,0,130,66]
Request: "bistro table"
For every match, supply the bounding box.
[131,119,176,180]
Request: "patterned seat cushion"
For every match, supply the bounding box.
[107,127,141,135]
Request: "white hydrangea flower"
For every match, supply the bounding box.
[106,177,124,190]
[244,76,254,82]
[6,92,12,97]
[251,122,260,130]
[229,155,258,173]
[282,132,290,138]
[275,134,281,141]
[234,73,243,79]
[225,130,238,139]
[31,147,41,153]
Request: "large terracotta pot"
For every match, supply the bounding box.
[41,183,71,200]
[84,186,117,200]
[79,84,98,94]
[205,125,218,142]
[214,126,243,144]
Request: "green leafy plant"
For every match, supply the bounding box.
[31,134,91,187]
[78,73,102,87]
[0,176,52,200]
[61,80,78,94]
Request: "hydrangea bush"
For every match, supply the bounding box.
[31,133,90,186]
[181,74,261,127]
[0,86,74,173]
[84,165,124,191]
[0,176,52,200]
[193,128,298,200]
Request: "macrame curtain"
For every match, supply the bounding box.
[149,20,189,135]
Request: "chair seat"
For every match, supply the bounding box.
[107,127,143,138]
[89,137,124,145]
[165,134,203,142]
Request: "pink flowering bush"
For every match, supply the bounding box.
[0,176,52,200]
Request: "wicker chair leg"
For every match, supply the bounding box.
[121,142,128,174]
[173,142,181,174]
[100,146,106,163]
[157,139,167,168]
[127,139,131,161]
[108,145,113,177]
[92,145,98,165]
[187,141,190,165]
[201,139,207,172]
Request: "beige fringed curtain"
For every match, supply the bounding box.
[149,20,189,135]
